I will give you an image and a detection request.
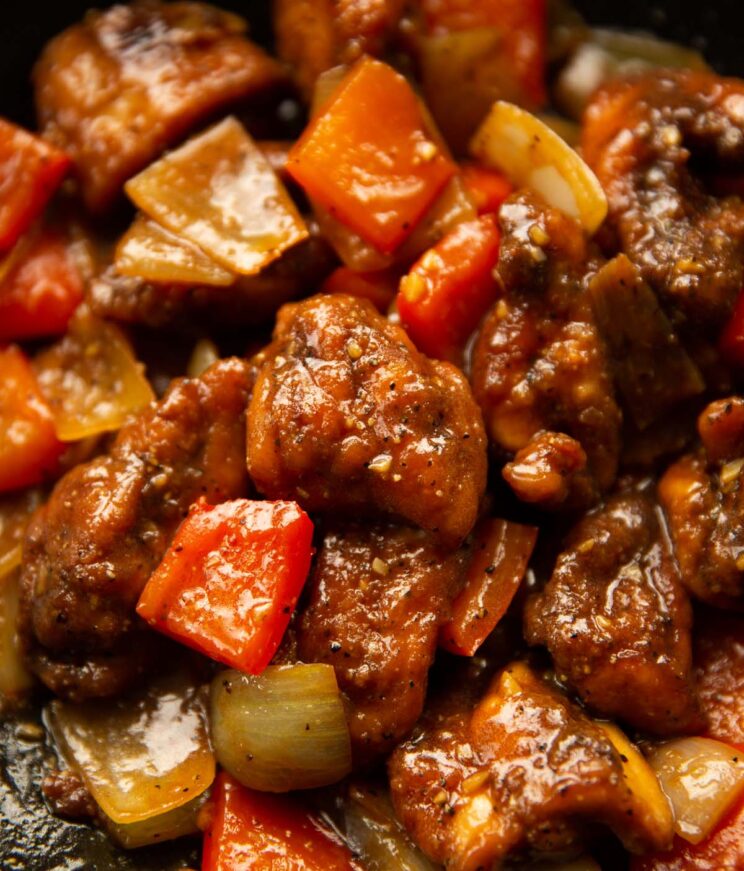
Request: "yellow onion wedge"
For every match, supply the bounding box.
[125,117,309,276]
[470,101,607,234]
[345,783,439,870]
[649,737,744,844]
[46,669,215,843]
[34,308,154,441]
[187,338,220,378]
[210,664,352,792]
[0,570,34,701]
[0,488,43,580]
[115,214,235,287]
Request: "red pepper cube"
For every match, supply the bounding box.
[0,345,63,492]
[439,517,537,657]
[287,57,456,254]
[397,214,501,364]
[136,499,314,674]
[0,119,70,253]
[0,230,83,341]
[202,772,357,871]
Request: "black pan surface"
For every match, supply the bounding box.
[1,2,743,869]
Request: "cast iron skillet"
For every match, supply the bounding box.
[1,3,743,870]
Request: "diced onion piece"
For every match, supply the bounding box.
[470,101,607,234]
[103,792,208,850]
[116,214,235,287]
[210,664,352,792]
[126,117,309,276]
[597,722,674,838]
[649,737,744,844]
[556,29,709,121]
[0,488,43,579]
[345,784,439,871]
[0,570,34,701]
[34,309,154,441]
[46,669,215,828]
[187,338,220,378]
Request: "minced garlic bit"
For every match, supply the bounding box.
[400,272,427,303]
[274,355,287,368]
[496,299,509,319]
[576,538,595,554]
[660,124,682,148]
[346,339,363,360]
[372,557,390,577]
[415,139,438,163]
[528,223,550,247]
[674,258,705,275]
[392,473,402,482]
[461,770,490,794]
[368,454,392,474]
[595,614,612,632]
[720,457,744,487]
[432,789,448,805]
[529,245,547,263]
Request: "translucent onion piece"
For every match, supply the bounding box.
[0,488,43,579]
[556,30,709,121]
[649,737,744,844]
[210,664,352,792]
[46,669,215,826]
[419,28,527,154]
[0,570,34,700]
[115,214,235,287]
[345,784,438,871]
[103,791,208,850]
[125,117,309,276]
[470,101,607,234]
[34,309,154,441]
[187,338,220,378]
[597,721,674,840]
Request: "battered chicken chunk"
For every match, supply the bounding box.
[525,490,700,735]
[659,396,744,608]
[471,192,621,510]
[34,1,285,212]
[88,234,336,332]
[297,521,464,766]
[247,294,488,545]
[389,662,673,870]
[19,359,252,701]
[582,69,744,329]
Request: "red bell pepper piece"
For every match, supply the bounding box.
[439,517,537,656]
[420,0,547,107]
[136,499,314,674]
[0,345,63,492]
[720,288,744,367]
[397,214,500,363]
[460,163,513,216]
[202,772,358,871]
[0,230,83,341]
[631,792,744,871]
[287,57,456,254]
[0,118,70,253]
[321,265,399,313]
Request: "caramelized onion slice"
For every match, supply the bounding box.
[345,783,438,871]
[115,214,235,287]
[46,669,215,827]
[125,117,309,276]
[0,488,43,579]
[34,309,154,441]
[470,101,607,233]
[0,570,34,701]
[649,737,744,844]
[210,664,352,793]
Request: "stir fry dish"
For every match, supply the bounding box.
[3,2,744,869]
